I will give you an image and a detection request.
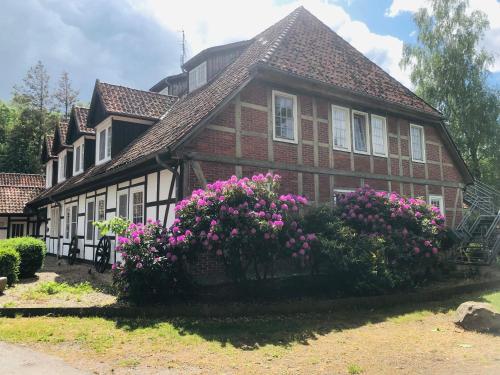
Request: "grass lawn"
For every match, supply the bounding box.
[0,289,499,374]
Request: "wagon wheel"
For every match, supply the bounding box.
[94,236,111,273]
[67,236,80,265]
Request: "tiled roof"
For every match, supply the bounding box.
[58,121,69,146]
[74,106,92,134]
[45,136,54,158]
[0,173,45,214]
[258,8,438,115]
[96,81,178,121]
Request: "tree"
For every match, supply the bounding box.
[53,71,79,119]
[12,60,51,130]
[401,0,500,187]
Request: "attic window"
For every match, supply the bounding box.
[189,61,207,91]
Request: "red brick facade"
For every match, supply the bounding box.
[182,80,466,228]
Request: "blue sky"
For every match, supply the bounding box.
[0,0,498,104]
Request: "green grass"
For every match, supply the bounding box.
[22,281,95,301]
[348,363,364,374]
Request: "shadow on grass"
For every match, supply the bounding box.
[109,288,499,349]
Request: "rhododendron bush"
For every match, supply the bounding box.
[334,186,449,282]
[112,220,188,302]
[172,174,315,282]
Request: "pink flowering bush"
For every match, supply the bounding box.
[334,186,449,282]
[170,174,315,282]
[112,220,188,303]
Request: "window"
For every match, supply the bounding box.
[86,200,95,241]
[97,197,105,222]
[429,195,444,214]
[130,189,144,224]
[410,124,425,162]
[64,203,77,240]
[73,139,84,175]
[46,160,53,188]
[272,90,297,143]
[96,123,112,164]
[332,106,351,151]
[188,61,207,91]
[333,188,355,205]
[58,150,67,182]
[352,111,370,154]
[50,206,60,237]
[11,223,24,238]
[117,192,128,218]
[371,115,388,157]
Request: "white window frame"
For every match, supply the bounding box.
[64,202,78,241]
[95,195,106,238]
[428,195,444,214]
[57,150,67,183]
[45,160,53,188]
[351,110,370,155]
[85,199,95,242]
[370,114,388,157]
[50,206,60,238]
[117,191,129,219]
[188,61,207,92]
[332,105,351,152]
[410,124,426,163]
[73,137,85,175]
[333,188,356,205]
[272,90,298,144]
[95,119,112,165]
[129,186,144,224]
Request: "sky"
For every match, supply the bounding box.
[0,0,498,104]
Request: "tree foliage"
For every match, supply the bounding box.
[401,0,500,187]
[0,61,79,173]
[53,71,79,119]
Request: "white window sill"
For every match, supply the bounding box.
[273,136,298,145]
[353,149,370,156]
[332,145,351,152]
[96,156,111,166]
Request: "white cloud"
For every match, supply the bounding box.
[128,0,413,88]
[386,0,500,72]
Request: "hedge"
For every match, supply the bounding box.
[1,237,46,278]
[0,246,21,286]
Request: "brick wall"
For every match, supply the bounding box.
[183,79,466,229]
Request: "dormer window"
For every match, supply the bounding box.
[58,150,67,183]
[96,120,112,165]
[73,138,85,175]
[189,61,207,91]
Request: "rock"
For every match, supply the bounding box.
[454,301,500,333]
[0,277,6,293]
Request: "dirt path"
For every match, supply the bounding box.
[0,341,89,375]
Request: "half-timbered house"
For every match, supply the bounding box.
[0,173,44,239]
[27,7,474,270]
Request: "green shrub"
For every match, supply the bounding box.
[0,246,21,286]
[2,237,46,278]
[303,206,410,294]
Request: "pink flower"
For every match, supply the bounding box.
[216,249,223,256]
[413,247,420,254]
[230,228,238,237]
[136,262,143,269]
[432,247,439,254]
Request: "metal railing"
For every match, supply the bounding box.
[455,179,500,265]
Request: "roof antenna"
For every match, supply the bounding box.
[179,30,186,72]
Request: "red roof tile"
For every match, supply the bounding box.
[74,106,92,134]
[0,173,45,214]
[97,81,178,121]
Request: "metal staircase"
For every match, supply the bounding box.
[454,180,500,265]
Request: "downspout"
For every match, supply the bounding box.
[155,154,181,227]
[48,196,62,259]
